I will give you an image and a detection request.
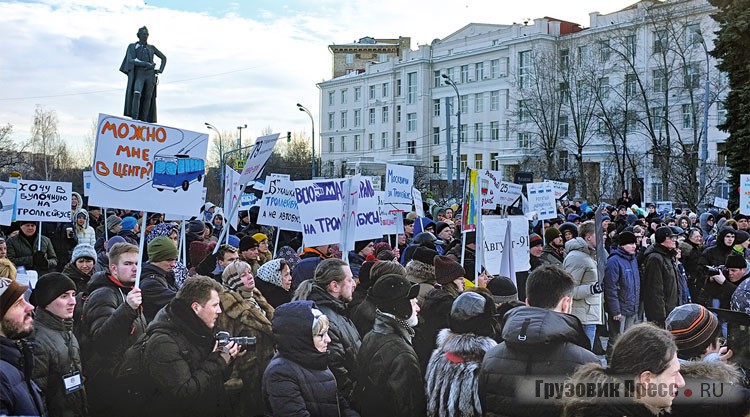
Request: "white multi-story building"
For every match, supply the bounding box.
[317,0,727,205]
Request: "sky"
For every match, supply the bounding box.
[0,0,639,158]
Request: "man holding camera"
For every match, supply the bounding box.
[704,253,750,310]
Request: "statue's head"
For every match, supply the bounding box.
[137,26,149,42]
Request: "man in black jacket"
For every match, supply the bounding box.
[140,236,179,322]
[478,265,598,417]
[642,226,680,326]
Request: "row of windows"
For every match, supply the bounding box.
[430,152,504,174]
[327,134,417,153]
[327,72,419,106]
[326,109,419,130]
[433,58,510,87]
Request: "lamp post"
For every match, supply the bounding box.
[442,74,461,196]
[204,122,224,193]
[237,124,247,151]
[697,29,711,204]
[297,103,316,178]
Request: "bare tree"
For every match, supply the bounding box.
[28,105,64,180]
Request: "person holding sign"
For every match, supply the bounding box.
[7,220,58,276]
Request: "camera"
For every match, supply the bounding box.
[215,331,256,350]
[704,265,726,276]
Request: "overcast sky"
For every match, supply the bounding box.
[0,0,637,156]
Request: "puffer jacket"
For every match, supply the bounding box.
[0,337,47,416]
[306,285,361,402]
[139,262,178,323]
[358,311,425,417]
[642,243,679,325]
[7,231,58,275]
[478,306,598,417]
[562,237,602,325]
[603,248,640,317]
[29,308,87,417]
[74,208,97,248]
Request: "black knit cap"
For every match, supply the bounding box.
[30,272,76,308]
[726,253,747,269]
[368,274,420,320]
[434,255,466,285]
[486,276,518,303]
[239,236,259,251]
[618,231,637,246]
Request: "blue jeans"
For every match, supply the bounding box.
[583,324,597,350]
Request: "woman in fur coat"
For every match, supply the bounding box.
[425,291,498,417]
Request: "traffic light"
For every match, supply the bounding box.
[287,131,291,143]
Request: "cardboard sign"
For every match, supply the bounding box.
[526,181,557,220]
[0,182,17,226]
[295,178,346,247]
[481,169,522,208]
[90,114,208,217]
[258,174,302,232]
[482,215,530,275]
[16,180,72,222]
[384,163,414,210]
[413,188,425,217]
[714,196,728,210]
[239,133,280,184]
[544,179,570,199]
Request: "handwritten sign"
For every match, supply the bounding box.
[16,180,72,222]
[385,163,414,210]
[482,215,530,275]
[258,174,302,231]
[353,177,382,241]
[0,182,17,226]
[714,196,728,210]
[413,188,425,217]
[526,181,557,220]
[377,191,400,235]
[480,169,522,208]
[239,133,280,185]
[89,114,208,217]
[295,178,346,247]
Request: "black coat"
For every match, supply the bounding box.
[412,287,455,375]
[255,278,291,308]
[139,262,178,323]
[642,243,679,325]
[478,306,598,417]
[0,337,47,416]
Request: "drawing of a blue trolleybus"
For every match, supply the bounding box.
[152,154,205,192]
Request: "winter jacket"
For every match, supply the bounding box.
[79,271,147,415]
[139,262,178,323]
[405,259,437,306]
[478,306,598,417]
[7,231,58,275]
[413,287,457,375]
[349,293,377,338]
[671,360,750,417]
[680,239,704,294]
[642,243,679,325]
[292,247,330,290]
[0,337,47,416]
[43,221,78,272]
[348,251,365,280]
[704,271,749,310]
[603,248,640,317]
[358,311,425,417]
[74,208,97,248]
[540,243,564,267]
[255,277,292,308]
[29,308,87,417]
[425,328,497,417]
[731,274,750,314]
[562,237,603,325]
[138,298,232,417]
[117,229,139,246]
[305,285,362,402]
[62,261,92,295]
[699,212,716,245]
[216,287,275,417]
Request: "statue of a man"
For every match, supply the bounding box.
[120,26,166,123]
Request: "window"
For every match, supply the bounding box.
[460,95,468,114]
[369,85,376,99]
[718,101,727,125]
[433,99,441,117]
[717,142,726,166]
[598,77,610,99]
[368,133,374,150]
[559,150,569,171]
[652,69,666,93]
[379,53,388,63]
[490,59,500,78]
[407,140,416,154]
[519,50,532,89]
[445,67,454,82]
[559,82,570,102]
[382,106,389,123]
[490,121,500,141]
[651,106,665,130]
[354,135,360,151]
[558,116,568,138]
[395,79,402,96]
[434,71,442,88]
[518,100,528,122]
[407,72,417,104]
[340,111,347,128]
[682,104,695,129]
[328,137,335,152]
[685,24,702,47]
[577,45,589,65]
[625,73,637,97]
[460,65,469,83]
[475,62,484,80]
[599,39,611,62]
[345,54,354,64]
[328,91,335,106]
[490,91,500,111]
[354,87,361,101]
[475,93,484,113]
[341,89,347,104]
[396,105,402,122]
[475,123,484,142]
[559,48,570,71]
[460,124,467,142]
[518,132,530,148]
[396,132,401,148]
[381,132,388,149]
[328,112,335,130]
[340,136,346,152]
[354,109,361,127]
[460,154,468,171]
[625,34,636,59]
[684,62,701,89]
[433,127,440,145]
[626,110,638,131]
[651,183,664,201]
[505,120,510,140]
[490,152,499,170]
[475,153,483,169]
[407,113,417,132]
[368,108,375,125]
[433,156,440,174]
[653,30,667,54]
[382,82,389,98]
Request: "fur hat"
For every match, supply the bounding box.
[106,215,122,231]
[449,291,496,337]
[618,231,637,246]
[725,253,747,269]
[71,244,96,263]
[147,236,178,262]
[121,216,137,231]
[239,236,259,252]
[354,240,372,254]
[0,278,28,317]
[544,227,561,243]
[412,246,438,265]
[30,273,76,308]
[368,273,419,320]
[529,233,543,248]
[257,259,285,287]
[666,304,719,356]
[486,276,519,303]
[558,222,579,239]
[434,255,465,285]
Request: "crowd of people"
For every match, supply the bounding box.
[2,189,750,416]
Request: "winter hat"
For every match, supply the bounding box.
[434,255,466,285]
[121,216,137,232]
[354,240,372,254]
[105,236,127,252]
[566,214,580,223]
[449,291,497,337]
[187,219,205,234]
[435,221,450,236]
[239,236,259,252]
[30,273,76,308]
[368,273,420,320]
[654,226,678,244]
[618,231,637,246]
[257,259,284,287]
[228,234,240,249]
[0,278,28,317]
[71,244,96,263]
[486,276,519,303]
[252,233,269,243]
[666,304,719,356]
[357,260,378,289]
[412,246,438,265]
[734,230,750,246]
[529,233,543,248]
[413,232,438,247]
[725,253,747,269]
[17,220,36,227]
[544,227,561,243]
[106,215,122,231]
[558,222,579,239]
[374,242,392,256]
[147,236,178,262]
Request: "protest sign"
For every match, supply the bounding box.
[223,166,244,230]
[713,196,728,210]
[82,171,92,197]
[656,201,673,213]
[480,169,522,208]
[526,181,557,220]
[295,178,346,247]
[0,182,17,226]
[482,215,530,275]
[239,133,280,184]
[461,168,480,231]
[341,175,361,256]
[90,114,208,217]
[544,179,570,199]
[376,191,399,235]
[258,174,302,232]
[413,188,425,217]
[384,163,414,210]
[741,175,750,216]
[16,180,72,222]
[353,177,382,241]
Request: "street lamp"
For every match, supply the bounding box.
[442,73,462,196]
[205,122,225,193]
[237,124,247,151]
[697,29,711,203]
[297,103,316,178]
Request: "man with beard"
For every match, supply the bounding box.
[0,278,46,415]
[540,227,564,267]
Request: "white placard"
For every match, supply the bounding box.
[741,175,750,216]
[341,175,360,255]
[544,179,570,199]
[376,191,399,235]
[385,163,414,210]
[239,133,280,184]
[714,196,728,209]
[526,181,557,220]
[295,178,346,247]
[413,188,425,217]
[480,169,522,208]
[656,201,673,213]
[258,174,302,231]
[353,177,382,241]
[82,171,92,197]
[482,215,530,275]
[90,114,208,217]
[0,182,17,226]
[223,166,244,230]
[16,180,72,222]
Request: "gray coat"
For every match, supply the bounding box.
[562,238,603,325]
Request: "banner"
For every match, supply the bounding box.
[384,163,414,210]
[656,201,673,213]
[16,180,72,222]
[461,168,480,231]
[90,113,208,217]
[413,188,424,217]
[526,181,557,220]
[480,169,522,208]
[0,182,17,226]
[482,215,530,275]
[239,133,280,184]
[258,174,302,231]
[741,174,750,216]
[295,178,346,247]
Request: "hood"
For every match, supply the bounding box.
[271,300,328,369]
[210,210,226,226]
[501,306,590,349]
[564,236,593,254]
[716,227,737,249]
[413,217,435,235]
[74,208,89,226]
[699,212,714,232]
[71,191,82,210]
[679,360,744,384]
[626,213,638,226]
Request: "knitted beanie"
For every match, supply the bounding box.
[252,233,269,243]
[106,215,122,231]
[147,236,178,262]
[30,273,75,308]
[257,259,284,287]
[434,255,466,285]
[618,231,637,246]
[71,244,97,263]
[529,233,543,248]
[121,216,137,232]
[726,253,747,269]
[239,236,259,252]
[666,304,719,355]
[0,278,28,317]
[105,236,127,252]
[544,227,561,243]
[486,276,519,303]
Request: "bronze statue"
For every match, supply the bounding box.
[120,26,166,123]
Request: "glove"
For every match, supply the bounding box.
[590,282,603,295]
[32,251,49,270]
